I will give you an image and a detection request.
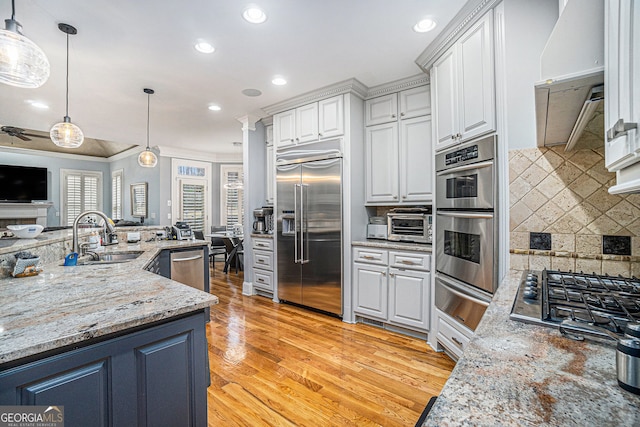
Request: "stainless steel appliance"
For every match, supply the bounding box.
[367,224,387,240]
[276,149,342,316]
[434,135,498,336]
[386,208,432,244]
[170,248,205,291]
[253,206,274,234]
[172,221,192,240]
[510,269,640,395]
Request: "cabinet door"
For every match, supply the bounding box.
[318,96,344,139]
[266,143,274,204]
[365,93,398,126]
[296,103,319,143]
[605,0,639,171]
[275,109,296,148]
[388,268,430,331]
[399,116,432,202]
[457,12,495,142]
[432,48,459,150]
[353,262,388,320]
[399,86,431,119]
[265,124,274,145]
[365,122,399,203]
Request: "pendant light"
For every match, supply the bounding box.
[138,88,158,168]
[50,23,83,148]
[0,0,49,88]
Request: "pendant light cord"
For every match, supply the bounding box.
[65,32,70,117]
[146,93,150,149]
[10,0,15,20]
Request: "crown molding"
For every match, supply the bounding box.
[262,78,368,115]
[157,145,242,163]
[415,0,501,71]
[0,144,112,163]
[365,74,429,99]
[260,116,273,127]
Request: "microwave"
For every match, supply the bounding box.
[387,210,433,244]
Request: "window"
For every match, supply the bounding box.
[220,165,244,228]
[111,169,123,220]
[60,169,103,226]
[171,159,212,233]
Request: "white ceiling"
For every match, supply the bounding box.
[0,0,466,155]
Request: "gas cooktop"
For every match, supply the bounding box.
[510,269,640,339]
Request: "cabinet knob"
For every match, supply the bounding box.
[318,133,323,137]
[290,138,294,142]
[451,135,455,140]
[389,272,395,277]
[607,118,638,141]
[382,271,386,276]
[393,195,398,199]
[295,138,299,142]
[400,112,405,117]
[391,114,396,118]
[402,195,407,199]
[457,133,461,139]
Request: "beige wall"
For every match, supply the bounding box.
[509,145,640,276]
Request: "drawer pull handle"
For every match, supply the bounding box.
[258,259,265,263]
[258,278,264,282]
[451,337,463,348]
[400,260,415,265]
[363,255,375,260]
[455,315,465,323]
[607,118,638,141]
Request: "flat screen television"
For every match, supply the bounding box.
[0,164,48,202]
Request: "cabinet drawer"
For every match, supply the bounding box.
[389,251,430,271]
[353,247,388,265]
[436,311,471,360]
[252,249,274,270]
[253,269,274,291]
[252,238,273,251]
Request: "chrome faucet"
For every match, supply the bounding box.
[72,210,116,254]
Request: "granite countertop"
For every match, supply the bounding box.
[0,239,218,366]
[250,233,274,239]
[0,228,80,255]
[425,270,640,426]
[352,239,432,253]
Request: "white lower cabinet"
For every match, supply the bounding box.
[353,246,430,332]
[252,238,274,293]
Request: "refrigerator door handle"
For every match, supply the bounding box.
[294,184,300,264]
[300,183,310,264]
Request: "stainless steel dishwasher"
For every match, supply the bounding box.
[170,248,205,291]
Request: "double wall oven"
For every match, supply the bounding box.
[435,136,497,335]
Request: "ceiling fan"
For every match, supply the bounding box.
[0,126,49,141]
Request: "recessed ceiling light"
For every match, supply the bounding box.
[29,101,49,109]
[413,18,437,33]
[272,76,287,86]
[242,5,267,24]
[194,41,215,53]
[242,88,262,97]
[208,104,221,111]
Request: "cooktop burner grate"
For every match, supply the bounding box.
[510,269,640,338]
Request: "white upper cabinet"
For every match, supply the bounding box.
[400,116,432,202]
[605,0,640,179]
[399,85,431,120]
[318,96,344,139]
[274,109,296,148]
[265,125,274,205]
[364,86,432,204]
[432,12,495,151]
[274,96,344,149]
[365,93,398,126]
[365,122,399,203]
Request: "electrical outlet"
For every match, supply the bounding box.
[167,213,171,220]
[150,213,156,219]
[167,200,171,207]
[55,212,60,217]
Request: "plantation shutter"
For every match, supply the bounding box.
[180,180,206,232]
[111,170,123,220]
[221,166,244,229]
[61,170,102,226]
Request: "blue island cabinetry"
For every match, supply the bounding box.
[0,312,208,427]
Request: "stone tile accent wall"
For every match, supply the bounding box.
[509,146,640,276]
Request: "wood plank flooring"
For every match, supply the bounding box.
[206,263,455,426]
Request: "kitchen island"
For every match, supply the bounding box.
[424,270,640,426]
[0,237,218,426]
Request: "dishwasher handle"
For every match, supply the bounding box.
[172,255,203,262]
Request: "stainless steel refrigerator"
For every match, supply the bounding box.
[276,153,342,316]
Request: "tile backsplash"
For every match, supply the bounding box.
[509,145,640,276]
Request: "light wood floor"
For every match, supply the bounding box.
[206,263,455,427]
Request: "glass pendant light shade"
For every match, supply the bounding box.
[0,16,50,88]
[138,88,157,168]
[50,23,83,148]
[138,148,158,168]
[50,116,84,148]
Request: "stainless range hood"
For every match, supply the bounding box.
[535,0,604,150]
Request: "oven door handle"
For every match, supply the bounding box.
[436,160,493,175]
[436,211,493,219]
[436,274,491,307]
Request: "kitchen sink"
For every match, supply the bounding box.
[75,251,144,265]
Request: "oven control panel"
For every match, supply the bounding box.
[445,144,479,166]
